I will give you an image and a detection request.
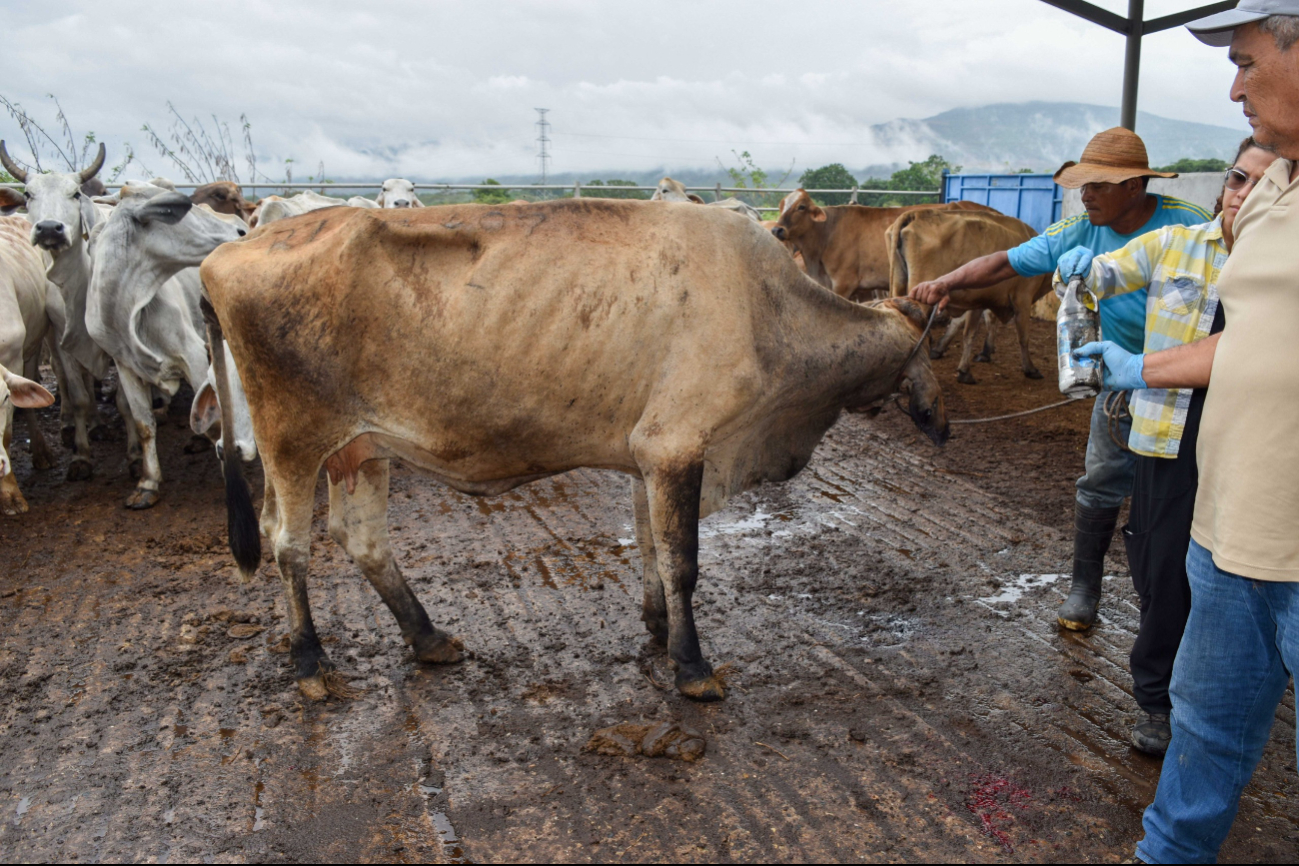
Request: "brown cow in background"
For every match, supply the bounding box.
[190,181,256,223]
[771,189,994,300]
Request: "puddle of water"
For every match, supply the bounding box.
[978,573,1066,606]
[253,807,267,832]
[14,796,30,825]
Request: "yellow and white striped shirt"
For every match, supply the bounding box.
[1053,217,1227,458]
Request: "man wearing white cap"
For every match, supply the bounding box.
[1070,2,1299,860]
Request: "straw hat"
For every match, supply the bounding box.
[1053,127,1177,189]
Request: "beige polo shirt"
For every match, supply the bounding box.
[1192,156,1299,581]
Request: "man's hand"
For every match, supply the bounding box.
[1057,247,1095,281]
[1073,341,1147,391]
[910,278,951,310]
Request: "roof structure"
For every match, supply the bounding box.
[1038,1,1240,130]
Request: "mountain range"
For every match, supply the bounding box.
[477,101,1249,187]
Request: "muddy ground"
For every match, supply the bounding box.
[1,319,1296,863]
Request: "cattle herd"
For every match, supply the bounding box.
[1,141,1050,707]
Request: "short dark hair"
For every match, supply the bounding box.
[1259,15,1299,51]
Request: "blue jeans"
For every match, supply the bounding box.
[1076,393,1136,509]
[1136,540,1299,863]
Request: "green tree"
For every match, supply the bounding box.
[798,163,858,205]
[473,179,514,204]
[1155,157,1230,173]
[888,154,958,191]
[584,179,648,200]
[715,150,795,209]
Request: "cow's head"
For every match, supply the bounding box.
[376,178,421,208]
[2,140,106,253]
[190,347,257,463]
[876,297,950,447]
[0,363,55,479]
[650,177,705,203]
[191,181,256,223]
[771,189,825,243]
[93,189,245,280]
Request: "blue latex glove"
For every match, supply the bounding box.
[1057,247,1095,281]
[1073,341,1147,391]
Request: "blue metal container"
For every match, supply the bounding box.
[942,172,1063,234]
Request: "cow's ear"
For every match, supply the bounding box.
[810,205,827,223]
[190,381,221,435]
[2,370,54,409]
[137,191,194,225]
[687,193,705,204]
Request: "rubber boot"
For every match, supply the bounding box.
[1057,503,1121,631]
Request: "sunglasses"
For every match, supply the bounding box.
[1224,167,1260,191]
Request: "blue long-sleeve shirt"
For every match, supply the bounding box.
[1006,194,1213,353]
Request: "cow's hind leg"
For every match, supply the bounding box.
[327,459,461,665]
[632,477,668,645]
[639,456,724,701]
[1013,306,1043,379]
[21,356,55,472]
[974,311,997,363]
[956,312,980,385]
[930,313,965,360]
[264,468,337,700]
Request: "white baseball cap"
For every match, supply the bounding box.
[1187,0,1299,46]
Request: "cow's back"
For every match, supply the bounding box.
[202,199,805,472]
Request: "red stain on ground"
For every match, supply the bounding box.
[965,773,1034,854]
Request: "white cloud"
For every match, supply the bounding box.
[0,0,1249,182]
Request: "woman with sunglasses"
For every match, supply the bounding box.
[1053,136,1276,756]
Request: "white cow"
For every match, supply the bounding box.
[346,196,380,209]
[650,176,763,221]
[375,178,422,209]
[247,190,346,227]
[1,141,111,480]
[0,216,59,514]
[87,187,246,507]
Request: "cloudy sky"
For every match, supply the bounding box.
[0,0,1250,183]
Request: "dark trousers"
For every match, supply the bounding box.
[1123,450,1197,714]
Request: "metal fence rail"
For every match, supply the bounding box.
[1,179,942,210]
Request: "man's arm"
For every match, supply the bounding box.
[1141,333,1220,389]
[909,250,1019,309]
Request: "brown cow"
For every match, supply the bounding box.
[200,199,948,705]
[190,181,256,223]
[770,189,994,300]
[887,208,1051,384]
[0,187,24,215]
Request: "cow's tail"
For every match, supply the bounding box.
[201,295,261,579]
[888,212,914,298]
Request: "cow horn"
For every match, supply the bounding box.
[78,143,106,184]
[0,141,28,183]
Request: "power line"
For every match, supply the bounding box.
[535,108,551,184]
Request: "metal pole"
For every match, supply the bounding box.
[1120,0,1144,131]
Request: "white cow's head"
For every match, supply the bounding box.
[1,141,106,253]
[376,178,421,208]
[190,347,257,463]
[0,363,55,479]
[91,189,246,301]
[650,177,704,204]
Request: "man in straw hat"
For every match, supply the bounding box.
[909,130,1210,697]
[1064,3,1299,860]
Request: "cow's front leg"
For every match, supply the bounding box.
[115,382,143,476]
[956,312,980,385]
[115,367,161,508]
[643,458,723,701]
[52,350,95,480]
[974,310,997,363]
[1012,305,1043,379]
[631,477,668,645]
[327,459,461,665]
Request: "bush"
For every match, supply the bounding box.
[473,179,514,205]
[1155,157,1230,173]
[584,179,648,200]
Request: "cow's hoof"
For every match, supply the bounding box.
[415,633,464,665]
[183,435,210,455]
[974,352,994,364]
[677,673,726,702]
[128,459,143,480]
[1024,369,1044,380]
[957,370,978,385]
[125,488,160,510]
[60,426,76,448]
[30,452,55,471]
[928,347,946,361]
[297,674,330,702]
[66,460,93,482]
[0,494,29,516]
